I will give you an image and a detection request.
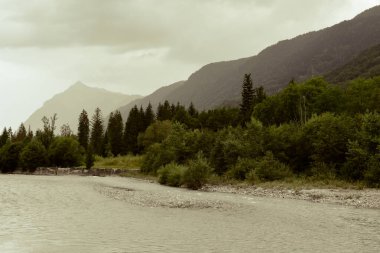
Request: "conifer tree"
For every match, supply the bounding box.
[0,127,9,148]
[240,73,254,124]
[14,123,27,142]
[139,106,145,131]
[157,100,172,121]
[78,109,90,150]
[85,145,95,169]
[107,110,123,156]
[253,86,267,106]
[26,126,33,142]
[90,108,104,155]
[144,103,155,130]
[123,105,141,154]
[188,102,198,117]
[170,103,177,118]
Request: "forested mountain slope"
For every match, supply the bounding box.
[123,6,380,111]
[325,43,380,83]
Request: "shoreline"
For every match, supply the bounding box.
[201,184,380,209]
[8,169,380,209]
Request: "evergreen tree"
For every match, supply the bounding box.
[26,126,34,142]
[78,110,90,149]
[188,102,198,117]
[90,108,104,155]
[124,105,141,154]
[171,103,177,118]
[144,103,155,130]
[253,86,267,106]
[240,74,254,124]
[85,145,95,169]
[14,123,27,142]
[0,127,9,148]
[139,106,145,131]
[101,130,111,157]
[157,100,172,121]
[7,128,13,141]
[107,110,124,156]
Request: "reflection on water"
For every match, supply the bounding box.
[0,175,379,253]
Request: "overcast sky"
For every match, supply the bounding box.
[1,0,379,130]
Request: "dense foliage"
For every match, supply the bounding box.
[0,75,379,188]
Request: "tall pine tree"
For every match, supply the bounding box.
[14,123,27,142]
[144,103,155,130]
[78,109,90,150]
[123,105,141,154]
[0,127,9,148]
[107,110,124,156]
[157,100,172,121]
[253,86,267,106]
[240,74,254,124]
[90,108,104,155]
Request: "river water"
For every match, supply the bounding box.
[0,175,379,253]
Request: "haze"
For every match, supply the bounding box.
[1,0,379,130]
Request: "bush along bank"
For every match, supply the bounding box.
[141,77,380,189]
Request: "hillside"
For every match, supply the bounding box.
[118,81,185,117]
[24,82,141,132]
[123,5,380,111]
[325,43,380,83]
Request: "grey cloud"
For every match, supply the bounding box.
[0,0,374,66]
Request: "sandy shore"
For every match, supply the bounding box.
[97,175,380,209]
[201,184,380,209]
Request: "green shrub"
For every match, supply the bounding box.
[226,158,256,180]
[246,170,259,184]
[364,154,380,188]
[264,123,302,171]
[183,153,212,189]
[138,120,173,150]
[309,162,336,180]
[20,140,47,172]
[341,140,368,181]
[141,143,176,174]
[0,142,24,173]
[48,137,84,167]
[302,113,356,167]
[157,163,187,187]
[210,127,249,175]
[253,152,292,181]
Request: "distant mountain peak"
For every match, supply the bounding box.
[24,82,142,132]
[69,81,88,89]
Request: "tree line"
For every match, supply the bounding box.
[0,74,379,188]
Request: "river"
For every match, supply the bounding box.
[0,175,379,253]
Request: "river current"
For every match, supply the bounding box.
[0,175,379,252]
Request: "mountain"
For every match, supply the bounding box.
[121,5,380,112]
[24,82,141,133]
[325,43,380,83]
[118,81,185,117]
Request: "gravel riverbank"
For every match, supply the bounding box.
[201,184,380,209]
[95,176,380,210]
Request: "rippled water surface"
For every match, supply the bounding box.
[0,175,379,252]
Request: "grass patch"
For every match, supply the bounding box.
[251,176,366,190]
[119,170,158,181]
[94,155,144,169]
